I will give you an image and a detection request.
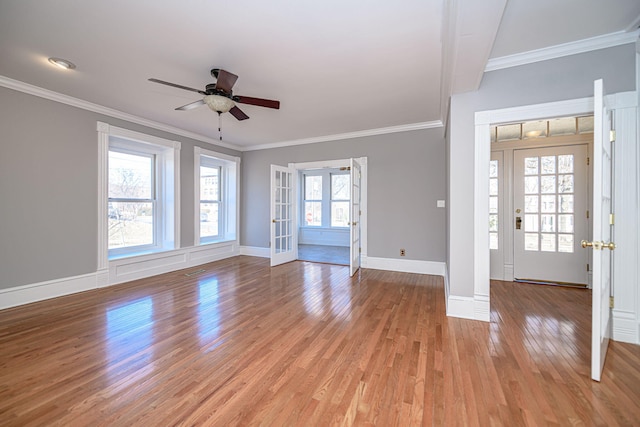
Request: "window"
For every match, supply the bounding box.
[99,123,180,261]
[108,149,155,249]
[489,159,499,250]
[301,170,350,228]
[194,147,239,245]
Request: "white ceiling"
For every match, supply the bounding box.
[0,0,639,150]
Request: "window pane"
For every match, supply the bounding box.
[305,201,321,226]
[331,201,350,227]
[331,174,350,200]
[524,177,538,194]
[489,160,498,178]
[558,214,574,233]
[541,234,556,252]
[558,235,574,253]
[559,195,574,213]
[525,233,538,251]
[558,155,574,173]
[524,195,538,213]
[108,202,153,249]
[558,175,574,193]
[109,150,153,199]
[305,176,322,200]
[489,232,498,250]
[524,157,538,175]
[489,196,498,213]
[489,178,498,196]
[489,214,498,232]
[540,176,556,193]
[541,195,556,213]
[541,156,556,174]
[524,214,538,232]
[200,166,219,201]
[200,202,219,237]
[541,214,555,232]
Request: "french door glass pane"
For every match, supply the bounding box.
[108,201,153,249]
[200,202,219,237]
[525,195,539,213]
[524,214,538,232]
[489,214,498,232]
[524,157,538,175]
[541,156,556,174]
[541,234,556,252]
[540,176,556,193]
[489,232,498,250]
[109,151,153,199]
[525,177,538,193]
[558,155,574,173]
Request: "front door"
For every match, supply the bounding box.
[270,165,297,266]
[513,144,589,284]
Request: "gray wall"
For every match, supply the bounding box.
[241,128,447,262]
[0,87,240,289]
[448,44,637,298]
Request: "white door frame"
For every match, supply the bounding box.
[289,157,368,264]
[474,97,595,320]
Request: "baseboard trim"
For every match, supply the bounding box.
[239,246,270,258]
[1,242,240,310]
[0,272,99,310]
[612,310,640,344]
[362,256,446,276]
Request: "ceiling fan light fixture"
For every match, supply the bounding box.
[48,57,76,70]
[203,94,235,113]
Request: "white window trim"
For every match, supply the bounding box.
[194,146,240,246]
[97,122,181,268]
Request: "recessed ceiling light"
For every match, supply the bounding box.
[48,57,76,70]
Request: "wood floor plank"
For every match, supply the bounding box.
[1,257,640,426]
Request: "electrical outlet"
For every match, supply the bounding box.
[400,249,406,256]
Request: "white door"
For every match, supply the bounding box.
[587,79,615,382]
[270,165,297,266]
[349,158,362,276]
[513,145,589,284]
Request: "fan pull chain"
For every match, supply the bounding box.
[218,112,222,141]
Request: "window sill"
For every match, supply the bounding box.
[108,246,172,261]
[199,237,237,246]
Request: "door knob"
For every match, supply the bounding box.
[581,240,616,250]
[515,216,522,230]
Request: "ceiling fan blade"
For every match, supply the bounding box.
[175,99,205,111]
[215,69,238,93]
[229,106,249,121]
[149,78,207,95]
[234,96,280,109]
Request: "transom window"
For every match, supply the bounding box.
[302,170,350,228]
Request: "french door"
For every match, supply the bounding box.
[270,165,297,266]
[587,79,615,381]
[513,144,589,284]
[349,158,362,276]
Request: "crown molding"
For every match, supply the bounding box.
[1,75,443,153]
[242,120,444,152]
[485,30,640,72]
[0,75,243,152]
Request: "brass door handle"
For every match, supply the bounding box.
[581,240,616,250]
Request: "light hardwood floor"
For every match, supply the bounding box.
[1,256,639,426]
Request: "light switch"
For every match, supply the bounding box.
[437,200,445,208]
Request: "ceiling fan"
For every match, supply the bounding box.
[149,68,280,121]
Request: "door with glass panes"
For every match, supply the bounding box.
[513,145,589,284]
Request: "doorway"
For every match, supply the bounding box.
[270,157,367,275]
[489,120,593,286]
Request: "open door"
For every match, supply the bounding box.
[270,165,297,266]
[349,158,362,276]
[584,79,615,381]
